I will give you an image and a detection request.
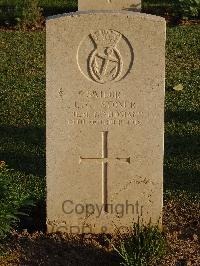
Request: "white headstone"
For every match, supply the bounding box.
[46,11,165,234]
[78,0,141,11]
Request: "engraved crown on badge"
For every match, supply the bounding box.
[91,30,122,48]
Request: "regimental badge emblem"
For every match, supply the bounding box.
[89,30,123,84]
[77,29,134,84]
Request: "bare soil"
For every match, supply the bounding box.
[0,197,199,266]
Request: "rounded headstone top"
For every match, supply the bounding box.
[47,11,165,23]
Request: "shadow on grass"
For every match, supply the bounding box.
[0,126,45,177]
[164,165,200,193]
[43,6,77,18]
[0,118,199,192]
[164,110,200,193]
[0,5,17,26]
[165,110,200,123]
[19,200,46,233]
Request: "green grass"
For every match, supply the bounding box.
[165,25,200,193]
[0,31,46,236]
[0,0,78,26]
[0,24,199,236]
[109,222,166,266]
[0,162,45,238]
[0,0,77,6]
[0,31,45,176]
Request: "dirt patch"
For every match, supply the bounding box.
[0,232,118,266]
[160,196,200,266]
[0,196,199,266]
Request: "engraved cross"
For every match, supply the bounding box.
[80,131,130,212]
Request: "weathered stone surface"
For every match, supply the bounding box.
[46,11,166,234]
[78,0,141,11]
